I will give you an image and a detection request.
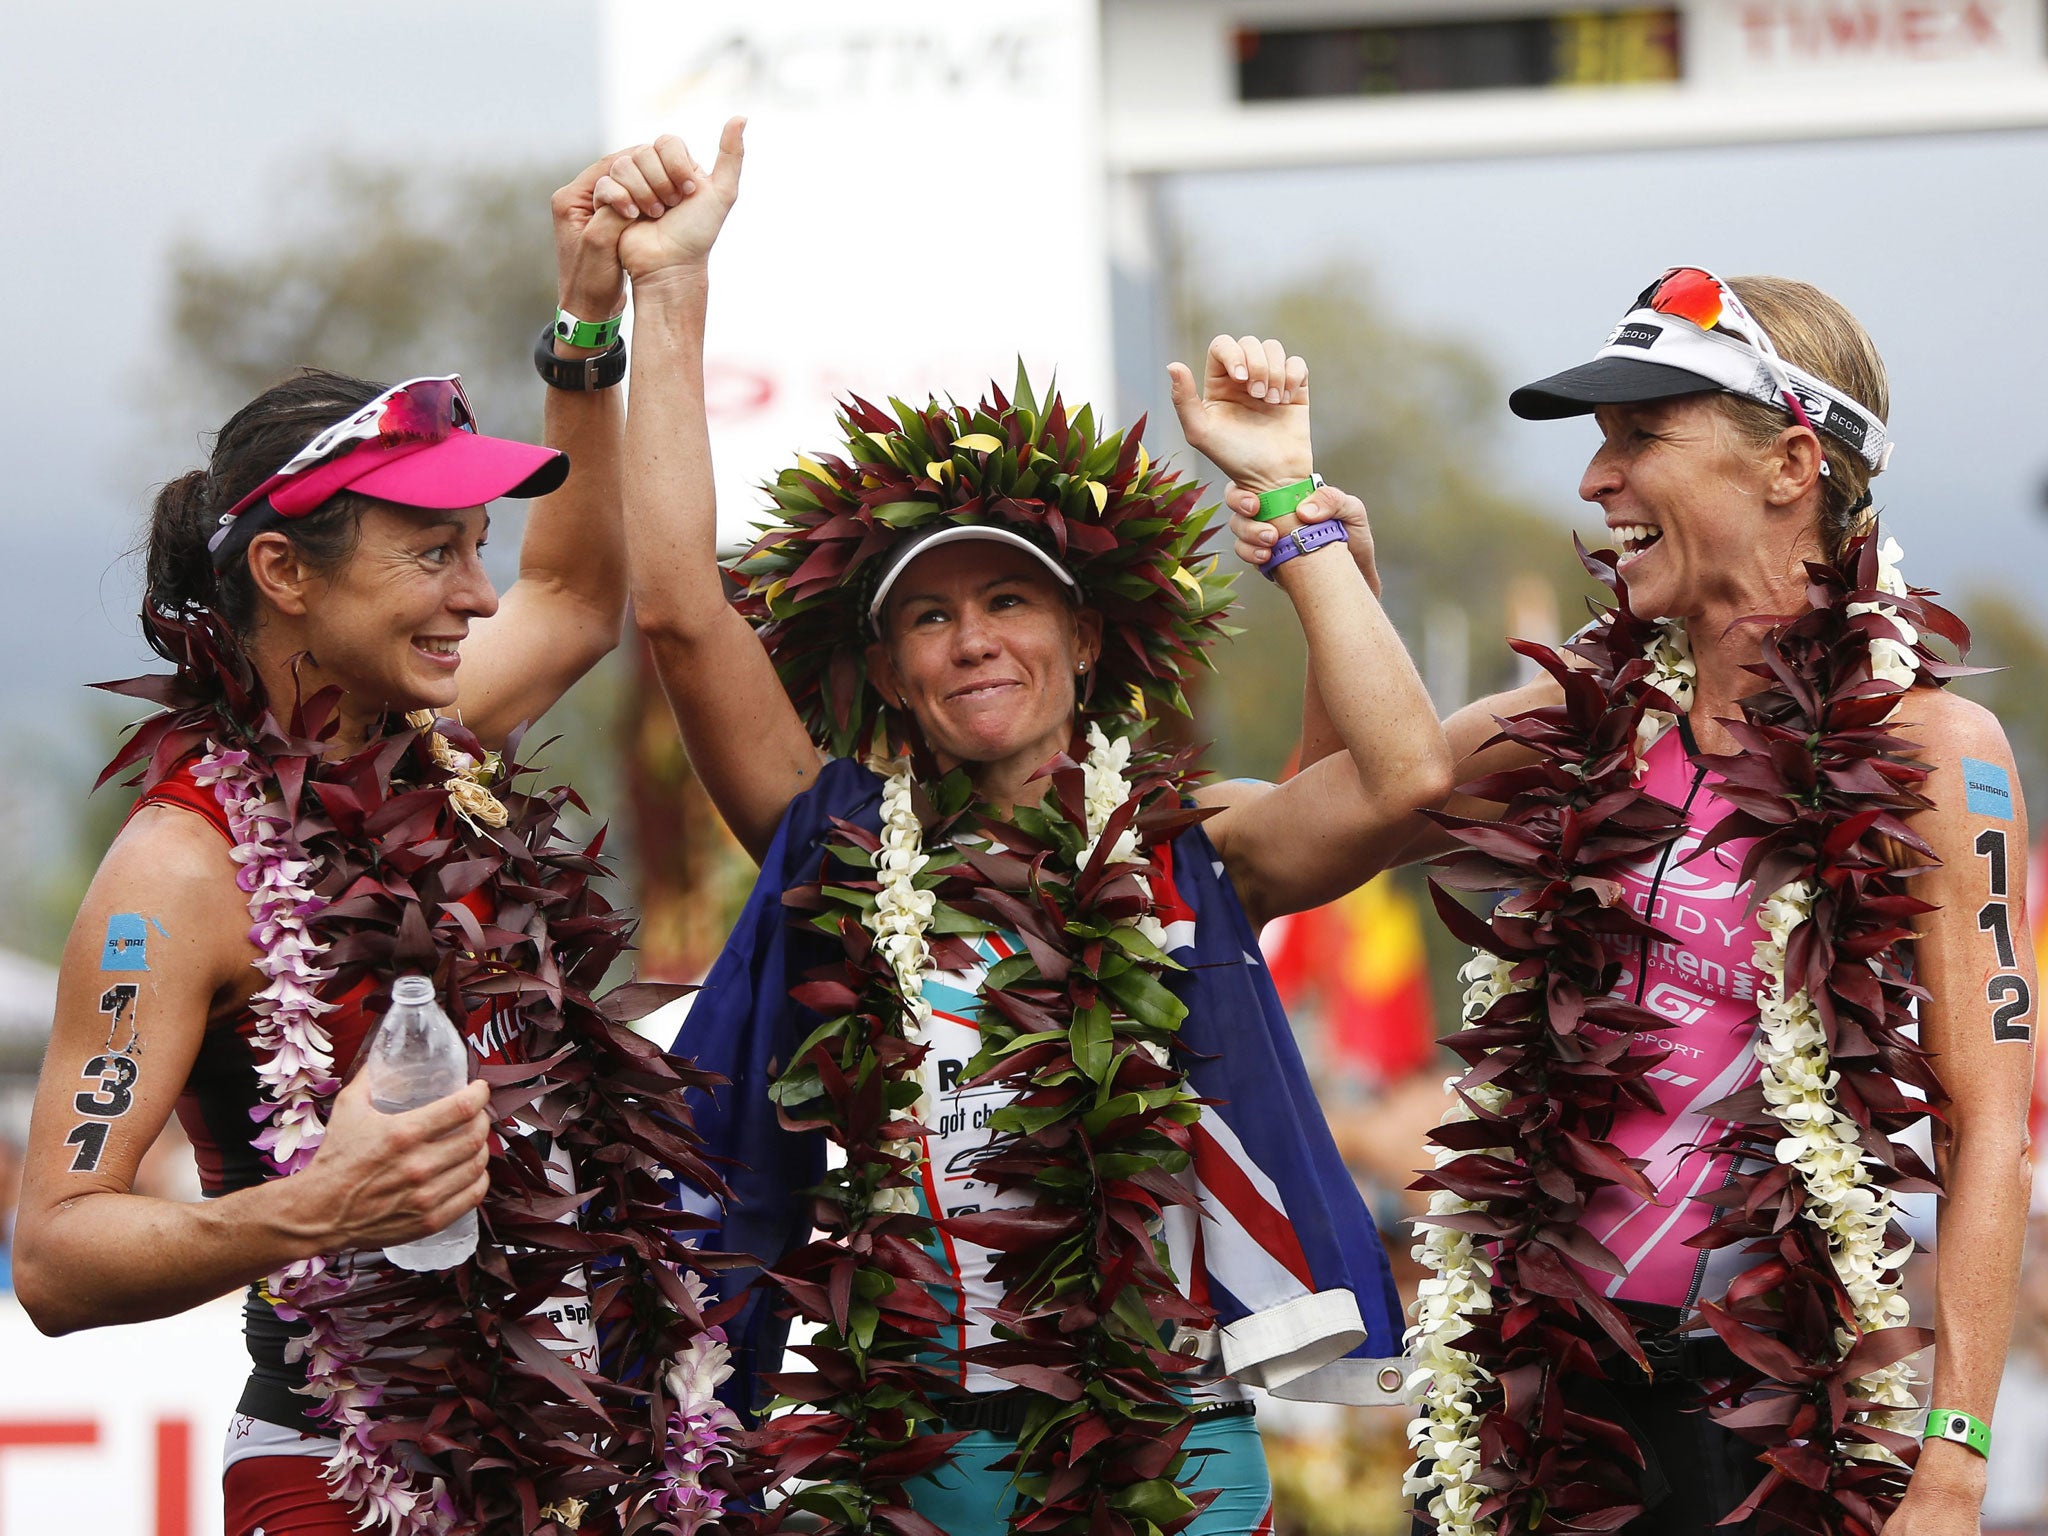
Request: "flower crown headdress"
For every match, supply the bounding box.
[725,368,1236,759]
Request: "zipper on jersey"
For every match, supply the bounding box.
[1633,719,1710,1006]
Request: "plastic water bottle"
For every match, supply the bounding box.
[364,973,479,1271]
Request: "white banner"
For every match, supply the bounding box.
[603,1,1112,547]
[0,1297,245,1534]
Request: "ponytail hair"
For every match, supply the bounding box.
[1716,276,1890,565]
[143,369,385,664]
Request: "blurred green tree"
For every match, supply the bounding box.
[154,162,559,446]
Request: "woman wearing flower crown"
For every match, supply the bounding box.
[608,121,1453,1536]
[14,145,736,1536]
[1226,270,2034,1536]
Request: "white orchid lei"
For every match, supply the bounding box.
[754,722,1200,1531]
[866,758,940,1217]
[1741,535,1922,1433]
[1401,955,1519,1531]
[1407,535,1927,1534]
[860,722,1163,1216]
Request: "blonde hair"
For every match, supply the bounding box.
[1715,275,1889,563]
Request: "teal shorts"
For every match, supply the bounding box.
[905,1410,1272,1536]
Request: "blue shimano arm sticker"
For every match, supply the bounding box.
[100,913,168,971]
[1962,758,2014,820]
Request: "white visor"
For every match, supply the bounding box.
[1512,307,1893,474]
[865,523,1078,629]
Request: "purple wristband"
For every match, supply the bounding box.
[1261,517,1349,581]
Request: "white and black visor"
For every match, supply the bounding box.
[1510,281,1893,474]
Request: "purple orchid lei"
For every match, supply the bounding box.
[193,739,460,1533]
[192,743,336,1176]
[102,609,742,1534]
[652,1275,742,1535]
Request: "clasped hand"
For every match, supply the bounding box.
[548,117,748,321]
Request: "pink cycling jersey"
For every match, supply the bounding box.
[1576,720,1766,1307]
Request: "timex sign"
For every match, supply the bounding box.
[1726,1,2023,70]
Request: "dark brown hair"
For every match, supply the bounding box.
[144,369,387,662]
[1719,276,1889,563]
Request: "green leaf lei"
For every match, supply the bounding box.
[743,736,1224,1536]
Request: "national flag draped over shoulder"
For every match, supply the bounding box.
[670,757,1407,1416]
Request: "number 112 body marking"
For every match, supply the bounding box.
[1975,829,2033,1044]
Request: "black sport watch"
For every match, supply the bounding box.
[533,326,626,390]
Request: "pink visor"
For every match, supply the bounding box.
[208,375,568,569]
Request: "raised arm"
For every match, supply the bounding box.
[455,150,642,746]
[613,120,822,863]
[1195,490,1454,924]
[13,809,492,1334]
[1887,693,2036,1536]
[1167,340,1452,926]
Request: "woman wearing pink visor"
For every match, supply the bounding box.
[1231,270,2030,1536]
[15,144,732,1534]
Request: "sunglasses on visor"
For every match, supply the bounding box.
[1634,267,1833,457]
[209,374,477,559]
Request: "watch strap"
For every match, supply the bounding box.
[1261,517,1348,581]
[1924,1408,1991,1459]
[533,326,627,391]
[553,308,624,350]
[1255,473,1324,522]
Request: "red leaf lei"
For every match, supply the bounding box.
[1410,533,1963,1536]
[100,610,741,1535]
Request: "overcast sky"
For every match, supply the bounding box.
[4,3,2046,887]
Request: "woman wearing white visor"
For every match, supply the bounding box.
[610,121,1455,1535]
[1231,269,2030,1536]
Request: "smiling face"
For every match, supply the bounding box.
[251,499,499,720]
[865,541,1100,781]
[1582,395,1816,621]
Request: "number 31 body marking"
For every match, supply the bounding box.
[64,978,142,1171]
[63,1055,138,1172]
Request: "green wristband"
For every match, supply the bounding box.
[1924,1407,1991,1459]
[553,308,624,350]
[1255,473,1323,522]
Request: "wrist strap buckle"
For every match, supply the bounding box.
[1255,473,1323,523]
[1924,1407,1992,1459]
[553,308,624,351]
[1261,516,1348,582]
